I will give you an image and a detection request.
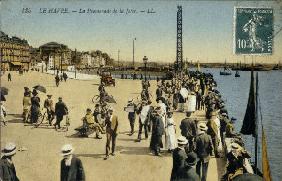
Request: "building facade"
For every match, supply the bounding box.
[39,42,72,71]
[0,31,31,71]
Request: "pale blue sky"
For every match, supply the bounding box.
[0,0,281,63]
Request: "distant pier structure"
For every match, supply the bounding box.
[175,5,183,72]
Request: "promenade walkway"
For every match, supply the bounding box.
[1,71,225,181]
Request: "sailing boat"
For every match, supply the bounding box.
[235,62,240,77]
[220,59,232,75]
[240,70,272,180]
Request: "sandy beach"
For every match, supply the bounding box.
[1,71,225,181]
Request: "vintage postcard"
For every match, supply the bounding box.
[0,0,281,181]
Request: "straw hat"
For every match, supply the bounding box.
[61,144,74,156]
[221,113,227,117]
[177,136,188,145]
[231,143,241,151]
[128,98,133,102]
[198,123,208,131]
[2,142,17,157]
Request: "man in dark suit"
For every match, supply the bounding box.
[54,97,68,130]
[60,144,85,181]
[180,111,197,151]
[194,123,214,181]
[0,142,19,181]
[150,107,164,156]
[104,107,118,160]
[170,136,188,181]
[126,98,137,135]
[176,152,200,181]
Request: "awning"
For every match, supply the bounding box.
[10,62,22,66]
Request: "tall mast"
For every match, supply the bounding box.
[176,6,183,72]
[254,72,259,173]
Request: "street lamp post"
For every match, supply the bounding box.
[118,49,120,67]
[133,38,136,67]
[143,56,148,81]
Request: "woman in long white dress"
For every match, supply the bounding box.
[166,111,176,152]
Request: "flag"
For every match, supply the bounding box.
[240,70,256,136]
[262,128,272,181]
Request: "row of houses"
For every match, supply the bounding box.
[0,31,110,71]
[0,31,31,70]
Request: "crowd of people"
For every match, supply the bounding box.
[22,87,69,130]
[1,70,254,181]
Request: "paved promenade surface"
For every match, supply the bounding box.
[1,71,225,181]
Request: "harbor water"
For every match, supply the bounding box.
[202,68,282,181]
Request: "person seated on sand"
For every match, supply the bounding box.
[81,108,103,139]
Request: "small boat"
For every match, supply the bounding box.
[220,59,232,75]
[235,70,240,77]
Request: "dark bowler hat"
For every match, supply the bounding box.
[86,108,92,112]
[185,152,198,167]
[47,94,52,97]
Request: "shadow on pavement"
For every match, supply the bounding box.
[7,118,23,124]
[76,153,105,159]
[7,114,23,118]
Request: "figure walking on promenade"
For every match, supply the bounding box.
[206,112,220,157]
[54,97,68,130]
[180,111,197,152]
[22,90,31,123]
[136,100,150,142]
[30,89,40,124]
[195,123,214,181]
[104,107,118,160]
[126,98,137,136]
[0,142,20,181]
[44,95,55,125]
[176,152,200,181]
[60,144,85,181]
[170,136,188,181]
[150,107,164,156]
[166,111,176,152]
[55,74,60,87]
[0,101,7,126]
[7,73,11,82]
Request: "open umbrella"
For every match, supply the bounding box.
[104,95,116,104]
[1,94,6,101]
[33,85,46,93]
[232,173,263,181]
[0,87,9,95]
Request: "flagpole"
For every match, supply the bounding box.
[254,71,259,174]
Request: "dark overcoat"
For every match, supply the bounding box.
[180,118,197,139]
[55,101,68,117]
[175,166,200,181]
[150,115,164,150]
[170,147,187,181]
[61,156,85,181]
[0,157,19,181]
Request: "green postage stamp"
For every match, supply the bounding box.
[234,7,273,55]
